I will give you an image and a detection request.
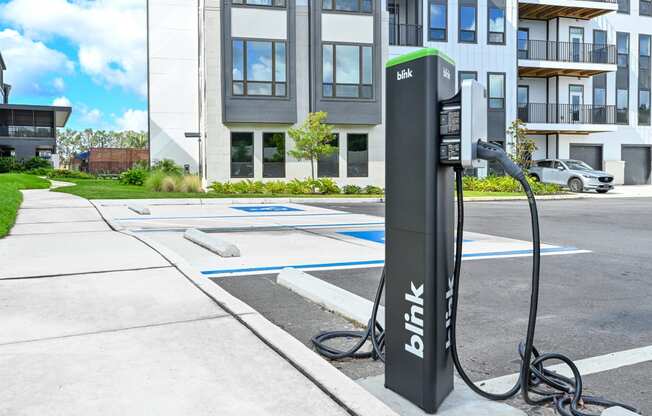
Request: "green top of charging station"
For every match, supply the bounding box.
[385,48,455,68]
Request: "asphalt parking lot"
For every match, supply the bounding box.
[210,198,652,415]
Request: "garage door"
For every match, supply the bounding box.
[570,144,603,170]
[622,146,652,185]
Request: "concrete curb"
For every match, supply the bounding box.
[184,228,240,257]
[128,204,151,215]
[121,230,398,416]
[278,268,385,327]
[93,197,384,206]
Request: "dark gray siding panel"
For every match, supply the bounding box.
[0,138,56,160]
[487,110,505,141]
[570,144,603,170]
[221,1,297,124]
[622,145,652,184]
[310,1,382,125]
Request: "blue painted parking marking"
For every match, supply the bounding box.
[231,205,303,213]
[338,230,474,245]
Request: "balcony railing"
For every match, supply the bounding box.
[518,40,616,64]
[517,103,616,125]
[389,22,423,47]
[0,125,55,138]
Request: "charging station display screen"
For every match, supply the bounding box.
[439,104,462,164]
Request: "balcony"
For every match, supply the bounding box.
[389,22,423,47]
[518,103,617,134]
[518,40,617,77]
[519,0,618,20]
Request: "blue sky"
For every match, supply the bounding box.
[0,0,147,131]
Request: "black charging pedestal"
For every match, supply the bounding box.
[384,48,456,413]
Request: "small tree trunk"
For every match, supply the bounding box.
[310,158,315,181]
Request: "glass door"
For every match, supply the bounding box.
[518,85,529,121]
[518,28,529,59]
[569,85,584,122]
[570,27,584,62]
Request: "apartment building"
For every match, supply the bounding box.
[0,52,72,163]
[148,0,386,186]
[148,0,652,186]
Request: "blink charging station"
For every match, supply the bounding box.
[312,48,637,416]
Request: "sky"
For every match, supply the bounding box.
[0,0,147,131]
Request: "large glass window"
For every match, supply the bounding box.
[322,44,373,99]
[642,0,652,15]
[263,132,286,178]
[347,134,368,177]
[428,0,447,41]
[488,73,505,109]
[322,0,372,12]
[487,1,505,44]
[618,0,629,13]
[232,39,286,97]
[232,0,286,6]
[640,35,651,125]
[616,32,629,124]
[459,1,477,43]
[318,134,340,178]
[231,132,254,178]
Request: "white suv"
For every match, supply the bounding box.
[529,159,615,193]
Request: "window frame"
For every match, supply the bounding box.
[616,32,630,125]
[428,0,447,42]
[487,72,505,110]
[458,0,477,44]
[322,42,374,100]
[322,0,373,14]
[639,34,651,125]
[457,71,477,91]
[231,0,287,9]
[318,133,340,178]
[346,133,369,178]
[487,1,505,45]
[262,132,286,178]
[232,38,287,98]
[230,132,255,179]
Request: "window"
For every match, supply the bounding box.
[322,0,372,13]
[232,39,286,97]
[232,0,286,7]
[231,132,254,178]
[517,28,529,59]
[517,85,529,121]
[347,134,368,177]
[458,71,477,91]
[642,0,652,16]
[618,0,629,13]
[593,30,608,64]
[616,32,629,124]
[459,0,477,43]
[322,44,373,99]
[263,132,286,178]
[428,0,447,41]
[640,35,651,125]
[318,134,340,177]
[488,73,505,109]
[487,0,505,44]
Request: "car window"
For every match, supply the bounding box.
[537,161,552,168]
[552,161,563,170]
[564,160,593,171]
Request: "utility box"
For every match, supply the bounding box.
[384,48,456,413]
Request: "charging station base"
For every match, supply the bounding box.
[358,375,526,416]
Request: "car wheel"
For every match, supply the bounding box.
[530,174,540,182]
[596,189,609,194]
[568,178,584,193]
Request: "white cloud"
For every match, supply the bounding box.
[52,77,65,91]
[0,28,74,96]
[0,0,147,97]
[82,108,102,124]
[115,109,147,132]
[52,96,71,107]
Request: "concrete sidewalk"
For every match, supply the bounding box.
[0,189,395,415]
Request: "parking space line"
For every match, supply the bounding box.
[113,212,353,221]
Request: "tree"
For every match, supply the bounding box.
[55,128,148,169]
[288,112,336,180]
[507,119,537,170]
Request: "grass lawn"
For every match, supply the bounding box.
[51,178,534,200]
[0,173,51,238]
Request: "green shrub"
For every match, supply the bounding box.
[286,178,312,195]
[461,175,561,195]
[263,181,289,194]
[25,167,54,176]
[152,159,183,175]
[209,181,237,194]
[313,178,340,194]
[160,176,177,192]
[231,179,265,194]
[23,157,52,171]
[177,175,203,193]
[0,157,19,173]
[364,185,384,195]
[144,170,167,191]
[46,169,94,179]
[343,184,362,194]
[119,168,148,186]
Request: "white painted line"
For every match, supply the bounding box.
[478,344,652,393]
[277,268,385,327]
[184,228,241,257]
[602,406,640,416]
[279,268,652,397]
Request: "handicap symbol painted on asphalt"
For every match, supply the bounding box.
[339,230,475,245]
[231,205,304,213]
